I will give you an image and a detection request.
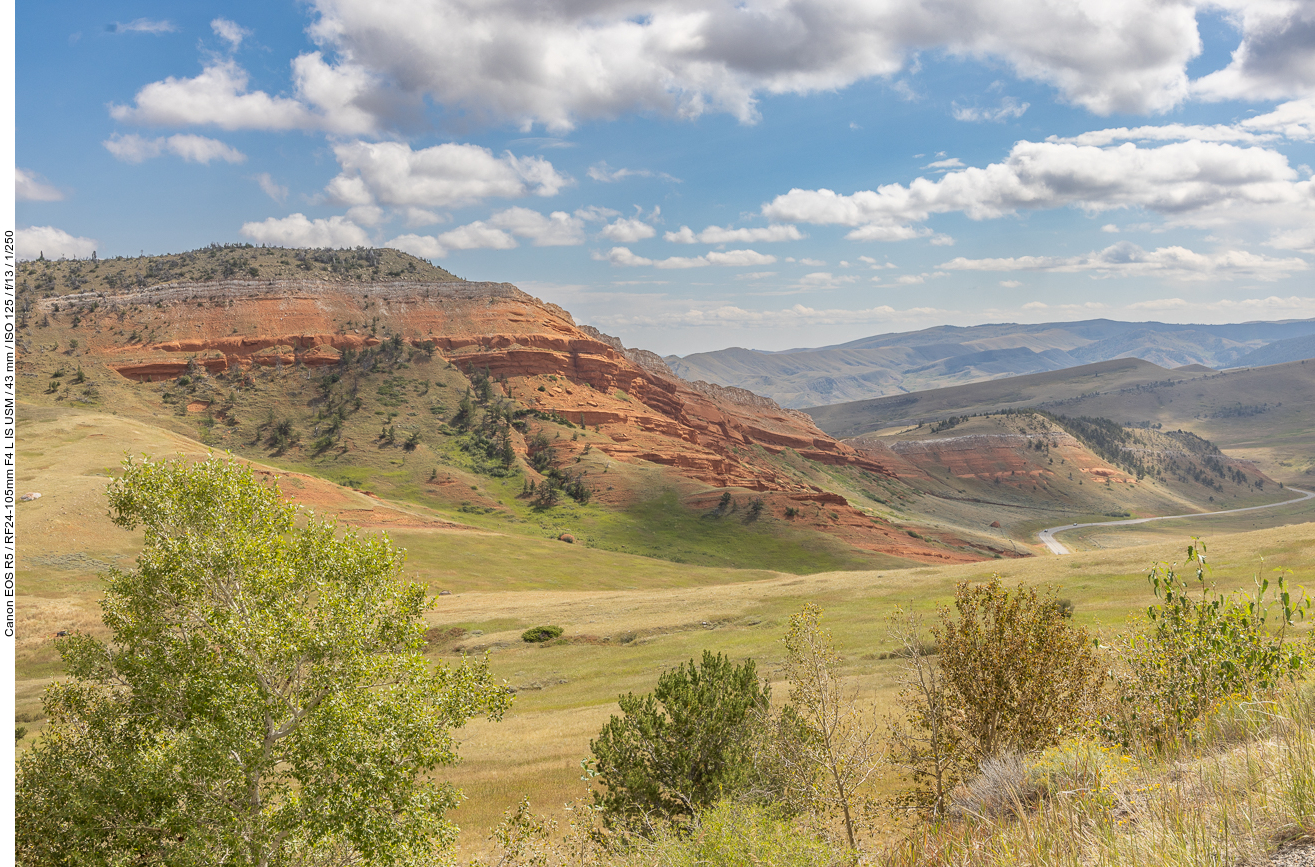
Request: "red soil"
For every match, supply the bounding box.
[55,278,989,563]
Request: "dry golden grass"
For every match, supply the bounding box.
[18,402,1315,856]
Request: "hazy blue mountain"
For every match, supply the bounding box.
[1229,333,1315,368]
[665,318,1315,408]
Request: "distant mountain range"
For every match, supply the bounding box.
[664,318,1315,408]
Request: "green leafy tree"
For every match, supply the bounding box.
[16,455,511,867]
[590,651,770,830]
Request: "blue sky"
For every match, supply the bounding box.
[14,1,1315,355]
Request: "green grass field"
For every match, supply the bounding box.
[18,402,1315,854]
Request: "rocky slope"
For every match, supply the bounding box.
[45,276,889,493]
[20,248,1001,565]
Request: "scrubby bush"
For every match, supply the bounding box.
[522,625,563,643]
[590,651,770,829]
[1110,540,1311,748]
[937,579,1104,763]
[627,800,841,867]
[771,604,882,850]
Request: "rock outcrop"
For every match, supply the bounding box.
[57,278,893,493]
[42,274,1001,563]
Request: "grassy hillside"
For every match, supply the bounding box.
[668,319,1315,408]
[15,401,1315,858]
[804,358,1202,437]
[808,357,1315,485]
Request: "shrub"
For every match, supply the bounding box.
[521,625,563,643]
[627,800,841,867]
[1110,539,1311,748]
[936,579,1104,763]
[590,651,770,829]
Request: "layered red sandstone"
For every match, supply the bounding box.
[46,278,993,563]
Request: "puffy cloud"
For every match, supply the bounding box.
[16,168,63,202]
[951,97,1028,122]
[403,207,443,227]
[489,207,585,245]
[1265,226,1315,254]
[594,246,775,268]
[433,222,518,251]
[386,234,447,259]
[600,218,657,242]
[240,213,371,247]
[1240,97,1315,141]
[211,18,250,50]
[112,60,314,130]
[706,249,777,266]
[798,271,858,287]
[16,226,97,260]
[346,205,387,226]
[1050,99,1315,147]
[764,139,1312,239]
[940,241,1309,281]
[1193,2,1315,102]
[103,133,247,164]
[109,55,388,135]
[254,173,288,203]
[104,133,244,165]
[324,141,569,209]
[295,0,1204,133]
[386,207,581,258]
[665,223,804,244]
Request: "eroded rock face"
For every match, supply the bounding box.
[56,277,990,563]
[68,278,893,492]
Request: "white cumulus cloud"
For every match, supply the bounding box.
[1193,2,1315,103]
[600,218,657,242]
[290,0,1203,133]
[103,133,246,164]
[386,207,583,257]
[489,207,586,246]
[16,168,63,201]
[211,18,251,50]
[109,55,389,136]
[240,214,371,248]
[324,141,570,210]
[764,139,1314,240]
[17,226,97,260]
[665,223,804,244]
[594,246,775,269]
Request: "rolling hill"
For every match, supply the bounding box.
[666,318,1315,408]
[17,245,1011,571]
[804,356,1315,482]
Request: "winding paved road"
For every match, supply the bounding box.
[1038,487,1315,555]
